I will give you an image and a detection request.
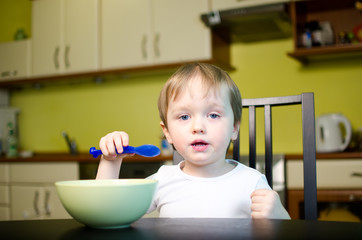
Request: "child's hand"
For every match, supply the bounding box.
[250,189,290,219]
[99,131,133,161]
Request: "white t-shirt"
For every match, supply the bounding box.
[146,159,271,218]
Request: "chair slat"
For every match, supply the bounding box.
[264,105,273,188]
[301,93,318,220]
[249,106,256,169]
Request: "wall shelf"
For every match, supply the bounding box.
[288,0,362,64]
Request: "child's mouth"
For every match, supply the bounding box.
[191,140,209,151]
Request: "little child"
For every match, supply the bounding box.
[96,63,290,219]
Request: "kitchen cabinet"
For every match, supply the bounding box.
[0,164,10,220]
[210,0,290,10]
[0,162,79,220]
[101,0,211,69]
[287,0,362,63]
[10,186,68,220]
[0,40,31,81]
[31,0,99,76]
[286,153,362,221]
[0,0,231,88]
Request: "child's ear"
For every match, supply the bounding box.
[231,121,240,141]
[160,121,173,144]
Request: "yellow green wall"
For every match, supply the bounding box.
[0,0,31,42]
[2,1,362,154]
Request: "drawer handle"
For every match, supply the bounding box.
[33,191,40,216]
[141,35,147,59]
[351,172,362,177]
[44,190,51,216]
[54,46,60,69]
[64,45,70,68]
[154,33,160,58]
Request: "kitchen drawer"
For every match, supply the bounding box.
[0,164,10,182]
[0,185,9,204]
[0,207,10,221]
[10,162,79,183]
[11,185,71,220]
[287,159,362,189]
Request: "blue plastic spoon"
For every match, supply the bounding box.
[89,145,161,158]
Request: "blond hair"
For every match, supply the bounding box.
[158,63,242,128]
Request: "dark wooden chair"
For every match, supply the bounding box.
[173,92,318,220]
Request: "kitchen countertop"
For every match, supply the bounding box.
[0,152,173,163]
[0,152,360,163]
[285,152,362,160]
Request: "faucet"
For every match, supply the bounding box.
[62,131,78,155]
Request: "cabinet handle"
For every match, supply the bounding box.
[44,190,51,216]
[154,33,160,58]
[33,191,40,216]
[54,46,60,70]
[351,172,362,177]
[64,45,70,69]
[141,35,147,59]
[1,70,17,78]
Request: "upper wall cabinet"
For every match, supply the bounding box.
[0,0,231,87]
[31,0,99,77]
[0,40,31,82]
[101,0,212,70]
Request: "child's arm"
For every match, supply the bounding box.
[96,131,134,179]
[250,189,291,219]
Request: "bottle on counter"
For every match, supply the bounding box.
[6,122,18,158]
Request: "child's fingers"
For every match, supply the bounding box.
[116,131,129,153]
[99,131,129,157]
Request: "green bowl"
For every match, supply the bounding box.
[55,179,157,229]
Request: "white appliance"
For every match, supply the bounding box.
[316,113,352,153]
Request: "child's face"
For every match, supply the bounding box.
[161,76,239,167]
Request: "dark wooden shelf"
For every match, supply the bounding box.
[288,43,362,63]
[287,0,362,64]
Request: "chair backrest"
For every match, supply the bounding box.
[173,93,318,220]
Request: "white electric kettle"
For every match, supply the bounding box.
[316,113,352,153]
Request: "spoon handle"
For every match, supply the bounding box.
[89,146,136,158]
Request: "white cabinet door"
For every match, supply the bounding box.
[0,164,10,220]
[0,207,10,221]
[32,0,62,76]
[63,0,99,73]
[101,0,211,69]
[32,0,99,76]
[152,0,211,64]
[101,0,152,69]
[0,40,31,81]
[8,162,78,220]
[10,185,71,220]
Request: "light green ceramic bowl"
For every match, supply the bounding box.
[55,179,157,229]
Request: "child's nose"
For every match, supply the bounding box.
[192,127,205,134]
[192,118,205,134]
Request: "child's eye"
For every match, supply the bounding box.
[209,113,220,119]
[179,115,190,120]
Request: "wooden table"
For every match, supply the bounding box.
[1,218,361,240]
